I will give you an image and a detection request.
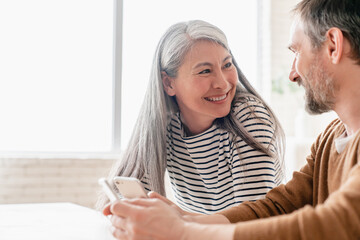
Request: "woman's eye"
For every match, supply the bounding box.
[198,69,210,74]
[224,62,232,68]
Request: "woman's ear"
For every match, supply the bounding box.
[325,27,343,64]
[161,71,176,96]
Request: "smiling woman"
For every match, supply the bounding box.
[121,0,262,150]
[162,41,238,135]
[98,20,285,214]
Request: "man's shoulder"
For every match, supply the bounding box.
[322,118,344,137]
[314,118,344,146]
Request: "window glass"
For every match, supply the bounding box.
[0,0,114,153]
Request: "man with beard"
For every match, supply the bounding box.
[103,0,360,239]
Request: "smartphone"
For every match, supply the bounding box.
[98,177,120,202]
[113,177,148,199]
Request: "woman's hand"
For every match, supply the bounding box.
[147,192,231,224]
[147,191,201,218]
[102,192,232,239]
[103,198,186,240]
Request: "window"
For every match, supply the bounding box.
[0,0,262,156]
[0,0,119,155]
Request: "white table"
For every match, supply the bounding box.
[0,202,115,240]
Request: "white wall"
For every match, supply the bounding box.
[0,158,114,208]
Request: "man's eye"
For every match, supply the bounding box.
[199,69,210,74]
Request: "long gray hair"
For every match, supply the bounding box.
[97,20,284,208]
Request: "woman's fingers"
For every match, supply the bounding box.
[147,191,163,199]
[148,191,191,216]
[104,198,152,217]
[102,197,184,240]
[111,225,127,240]
[111,215,126,229]
[110,200,141,218]
[148,191,174,205]
[103,202,113,216]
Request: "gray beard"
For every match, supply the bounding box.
[304,87,333,115]
[300,62,335,115]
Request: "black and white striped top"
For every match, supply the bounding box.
[144,96,282,214]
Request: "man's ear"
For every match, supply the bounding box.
[161,71,176,96]
[325,27,343,64]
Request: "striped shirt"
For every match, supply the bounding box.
[144,96,282,214]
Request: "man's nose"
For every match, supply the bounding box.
[289,60,300,82]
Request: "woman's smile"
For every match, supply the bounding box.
[204,90,230,103]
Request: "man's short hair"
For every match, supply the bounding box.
[293,0,360,64]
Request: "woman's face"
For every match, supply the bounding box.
[163,40,238,135]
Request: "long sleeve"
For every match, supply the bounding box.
[226,163,360,240]
[229,97,283,203]
[217,119,360,240]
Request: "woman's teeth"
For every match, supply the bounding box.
[205,94,227,102]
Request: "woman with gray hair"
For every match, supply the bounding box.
[98,20,285,214]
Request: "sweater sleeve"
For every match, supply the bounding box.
[224,162,360,240]
[217,123,360,239]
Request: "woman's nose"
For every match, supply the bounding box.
[212,71,228,89]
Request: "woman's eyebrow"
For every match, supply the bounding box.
[223,55,232,62]
[193,62,212,69]
[193,55,232,69]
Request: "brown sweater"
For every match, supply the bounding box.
[219,119,360,240]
